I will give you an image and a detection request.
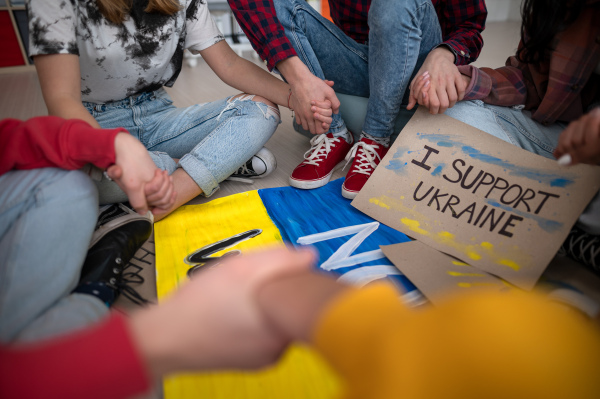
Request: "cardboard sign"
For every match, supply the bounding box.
[353,109,600,289]
[381,241,511,305]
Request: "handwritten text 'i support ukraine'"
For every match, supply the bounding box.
[411,145,560,238]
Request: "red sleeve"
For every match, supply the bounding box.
[0,313,151,399]
[227,0,298,71]
[0,116,127,175]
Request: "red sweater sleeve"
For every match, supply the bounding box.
[0,313,151,399]
[0,116,127,175]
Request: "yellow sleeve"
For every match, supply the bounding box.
[312,284,600,399]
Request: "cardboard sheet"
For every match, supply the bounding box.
[353,109,600,289]
[381,241,510,305]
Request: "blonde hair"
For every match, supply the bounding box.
[97,0,181,24]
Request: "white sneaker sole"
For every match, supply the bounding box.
[341,185,358,200]
[254,147,277,178]
[289,161,344,190]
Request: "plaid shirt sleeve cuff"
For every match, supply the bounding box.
[444,40,473,66]
[458,65,491,100]
[262,38,297,71]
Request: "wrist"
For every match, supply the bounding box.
[129,306,181,378]
[257,272,350,343]
[277,56,313,89]
[431,45,456,64]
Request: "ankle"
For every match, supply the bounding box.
[361,131,390,147]
[332,129,352,144]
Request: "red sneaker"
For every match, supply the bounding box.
[289,133,353,189]
[341,137,389,199]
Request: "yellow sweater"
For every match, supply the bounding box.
[313,284,600,399]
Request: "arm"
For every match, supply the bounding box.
[407,0,487,114]
[258,273,600,399]
[0,314,150,399]
[0,117,120,174]
[227,0,297,71]
[200,41,334,133]
[0,116,175,215]
[0,247,315,399]
[33,54,100,128]
[226,0,340,134]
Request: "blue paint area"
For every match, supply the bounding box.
[416,134,575,187]
[259,178,416,293]
[385,159,408,172]
[431,163,445,176]
[486,199,563,233]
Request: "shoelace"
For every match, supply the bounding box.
[111,243,154,306]
[343,140,382,175]
[303,134,341,166]
[563,231,600,270]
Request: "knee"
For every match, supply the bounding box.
[369,0,423,30]
[53,170,99,219]
[251,95,278,110]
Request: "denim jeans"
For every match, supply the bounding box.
[84,89,280,199]
[445,100,600,233]
[0,169,108,343]
[273,0,442,138]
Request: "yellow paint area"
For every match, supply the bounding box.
[369,197,391,210]
[155,190,340,399]
[451,261,470,266]
[498,258,520,271]
[447,271,486,277]
[369,195,424,218]
[457,282,500,288]
[400,217,430,236]
[369,196,528,277]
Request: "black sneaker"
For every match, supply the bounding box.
[227,147,277,183]
[559,227,600,274]
[74,203,153,306]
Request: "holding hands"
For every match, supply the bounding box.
[108,132,176,216]
[289,75,338,134]
[129,246,316,377]
[407,47,468,114]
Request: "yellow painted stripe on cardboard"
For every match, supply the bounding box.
[155,190,340,399]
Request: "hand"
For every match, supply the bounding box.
[129,246,316,377]
[409,72,470,112]
[554,108,600,166]
[107,133,176,215]
[311,97,334,131]
[280,58,340,135]
[407,47,466,114]
[291,74,340,134]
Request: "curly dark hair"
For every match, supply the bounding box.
[517,0,586,65]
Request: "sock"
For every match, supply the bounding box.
[73,282,117,307]
[361,131,390,147]
[331,129,352,144]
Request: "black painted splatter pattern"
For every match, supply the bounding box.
[28,0,224,103]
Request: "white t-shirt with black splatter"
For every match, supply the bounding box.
[28,0,224,103]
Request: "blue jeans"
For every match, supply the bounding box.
[0,169,108,343]
[84,89,280,198]
[273,0,442,138]
[445,100,600,233]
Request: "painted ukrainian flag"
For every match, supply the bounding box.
[155,179,415,399]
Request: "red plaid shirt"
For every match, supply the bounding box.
[228,0,487,70]
[459,1,600,124]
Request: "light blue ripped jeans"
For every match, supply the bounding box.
[273,0,442,138]
[445,100,600,234]
[84,89,280,202]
